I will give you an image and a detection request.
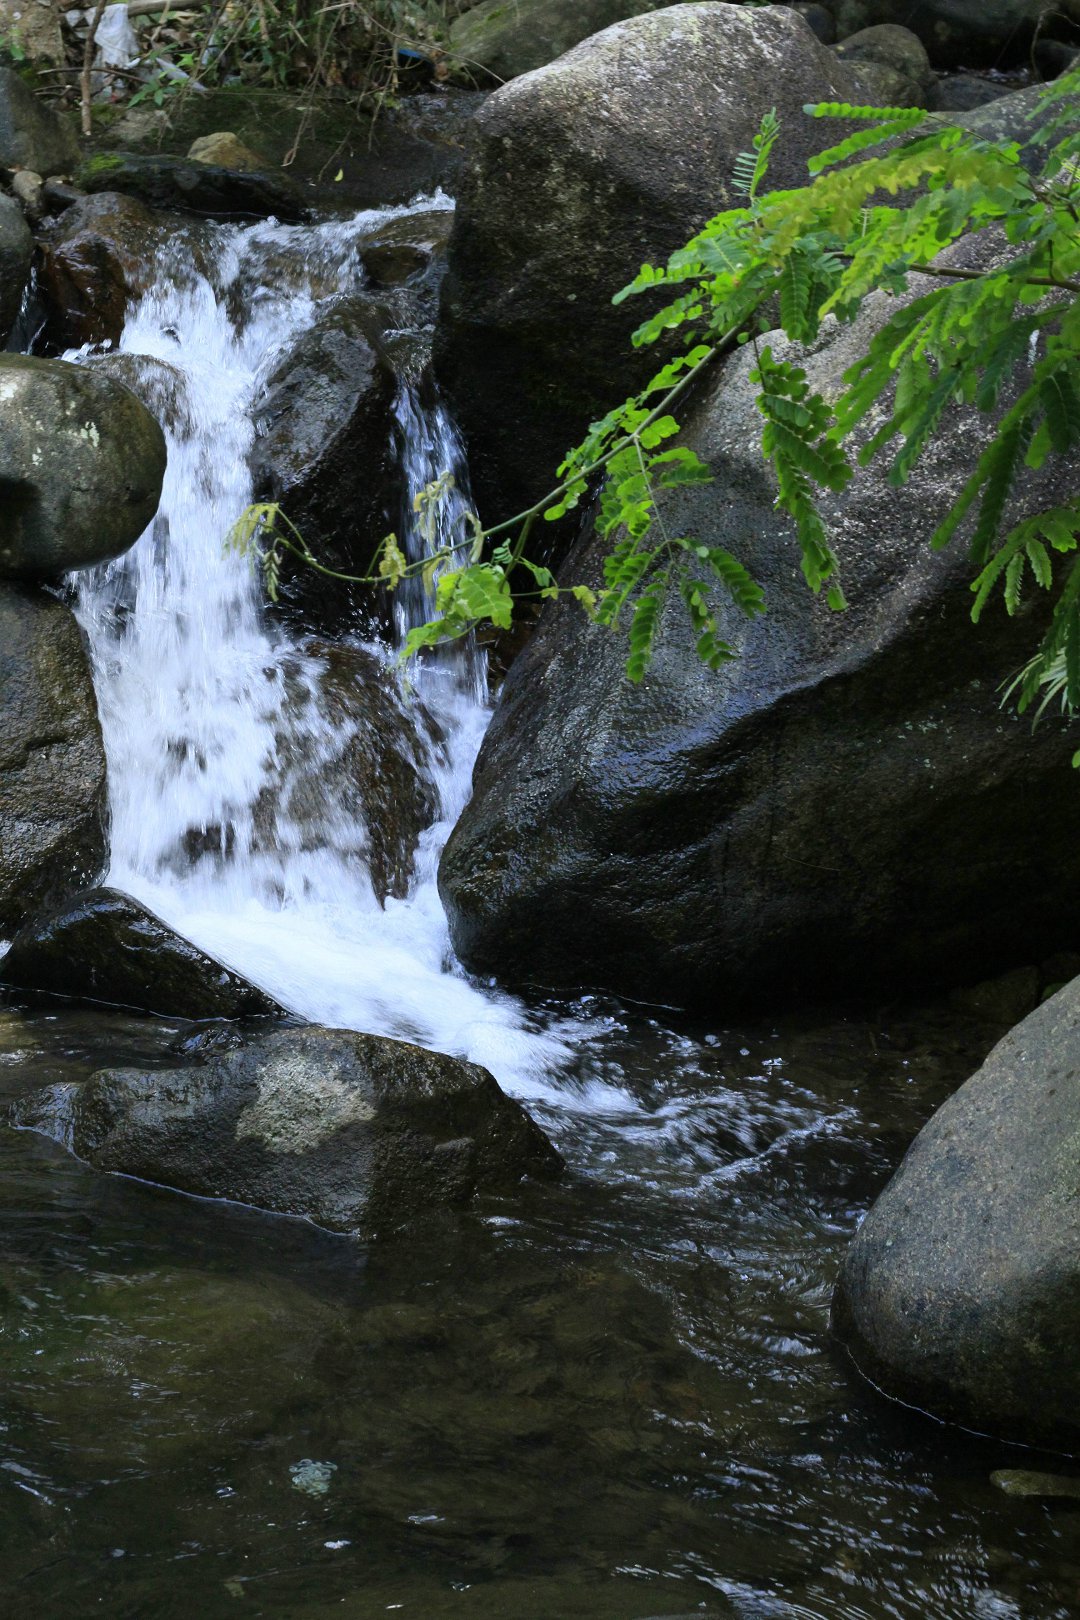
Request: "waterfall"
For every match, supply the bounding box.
[71,201,572,1096]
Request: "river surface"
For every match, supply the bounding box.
[1,203,1078,1618]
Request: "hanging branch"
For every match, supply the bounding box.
[81,0,110,138]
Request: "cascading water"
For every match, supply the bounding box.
[71,199,573,1096]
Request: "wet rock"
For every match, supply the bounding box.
[835,24,934,107]
[0,887,285,1018]
[0,354,166,578]
[248,303,397,631]
[0,586,106,935]
[360,208,453,288]
[9,1024,563,1233]
[833,975,1080,1447]
[439,239,1080,1011]
[186,130,264,170]
[831,0,1077,68]
[75,150,307,221]
[0,64,77,175]
[0,190,32,342]
[252,642,440,906]
[992,1470,1080,1500]
[435,2,859,538]
[449,0,666,85]
[36,190,173,349]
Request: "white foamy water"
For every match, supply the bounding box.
[71,200,579,1099]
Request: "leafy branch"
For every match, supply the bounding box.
[232,67,1080,709]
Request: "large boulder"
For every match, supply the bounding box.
[0,586,106,935]
[832,975,1080,1447]
[36,191,174,349]
[247,303,398,630]
[434,3,859,534]
[0,887,285,1019]
[0,64,77,175]
[0,190,32,343]
[439,263,1080,1011]
[9,1024,563,1232]
[449,0,665,85]
[0,354,166,578]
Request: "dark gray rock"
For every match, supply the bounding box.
[0,887,285,1019]
[248,304,397,631]
[0,65,77,176]
[831,0,1077,67]
[449,0,667,85]
[9,1024,563,1233]
[0,586,106,935]
[359,207,453,288]
[0,190,32,343]
[0,354,166,578]
[251,641,441,906]
[37,191,174,350]
[435,2,860,537]
[75,151,306,222]
[439,247,1080,1012]
[929,72,1015,112]
[793,2,837,43]
[832,974,1080,1447]
[836,24,934,107]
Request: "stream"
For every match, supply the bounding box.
[1,201,1078,1618]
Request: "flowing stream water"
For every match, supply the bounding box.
[0,203,1078,1618]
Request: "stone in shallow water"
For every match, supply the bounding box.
[9,1023,563,1233]
[0,887,284,1020]
[832,974,1080,1448]
[992,1470,1080,1501]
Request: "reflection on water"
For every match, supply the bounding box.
[1,992,1077,1620]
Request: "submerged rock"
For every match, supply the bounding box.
[0,65,77,176]
[0,354,166,578]
[75,151,306,222]
[9,1024,563,1232]
[435,2,859,536]
[833,975,1080,1447]
[0,192,32,345]
[0,888,284,1019]
[0,587,107,935]
[439,242,1080,1010]
[992,1470,1080,1500]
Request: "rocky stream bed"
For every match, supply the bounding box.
[3,2,1080,1613]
